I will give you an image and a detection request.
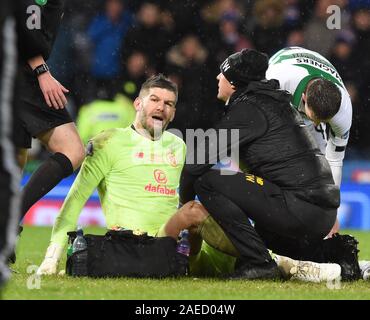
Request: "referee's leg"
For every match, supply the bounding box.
[20,122,85,219]
[0,11,21,290]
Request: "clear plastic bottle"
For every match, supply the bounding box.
[72,226,88,276]
[176,229,190,257]
[72,227,87,253]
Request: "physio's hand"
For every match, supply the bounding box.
[37,72,69,109]
[37,243,63,275]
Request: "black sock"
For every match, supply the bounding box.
[20,152,74,220]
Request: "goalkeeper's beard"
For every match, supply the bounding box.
[140,111,169,140]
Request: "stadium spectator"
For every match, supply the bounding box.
[76,87,135,145]
[179,49,360,281]
[198,0,245,58]
[200,0,243,24]
[9,0,367,160]
[328,32,360,155]
[250,0,287,56]
[217,13,254,59]
[283,0,303,30]
[348,6,370,156]
[0,0,20,291]
[285,27,305,46]
[120,51,151,101]
[266,46,353,235]
[14,0,85,259]
[303,0,349,57]
[87,0,134,97]
[165,35,219,138]
[162,0,204,41]
[48,0,101,109]
[328,31,356,84]
[121,2,173,72]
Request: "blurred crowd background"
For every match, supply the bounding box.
[27,0,370,171]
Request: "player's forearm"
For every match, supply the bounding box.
[328,161,342,186]
[49,165,101,247]
[49,134,112,246]
[49,191,90,248]
[326,133,347,186]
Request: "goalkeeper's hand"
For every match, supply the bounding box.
[37,243,63,275]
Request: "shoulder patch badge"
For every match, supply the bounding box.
[86,141,94,156]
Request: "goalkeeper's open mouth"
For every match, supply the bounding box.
[152,115,164,122]
[151,115,165,128]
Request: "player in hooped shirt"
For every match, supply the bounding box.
[266,46,352,235]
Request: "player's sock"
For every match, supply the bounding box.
[20,152,73,220]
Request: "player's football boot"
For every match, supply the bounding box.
[322,233,361,281]
[229,259,282,280]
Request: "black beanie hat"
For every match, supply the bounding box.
[220,49,269,87]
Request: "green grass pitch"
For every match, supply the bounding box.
[3,226,370,300]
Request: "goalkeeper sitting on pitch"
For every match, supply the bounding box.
[37,74,235,276]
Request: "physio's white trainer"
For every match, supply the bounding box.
[359,260,370,280]
[275,255,341,283]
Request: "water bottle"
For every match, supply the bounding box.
[73,227,87,253]
[176,230,190,256]
[72,227,88,276]
[175,230,190,276]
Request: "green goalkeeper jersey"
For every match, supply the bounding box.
[50,126,186,248]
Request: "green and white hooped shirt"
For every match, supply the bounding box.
[266,46,353,186]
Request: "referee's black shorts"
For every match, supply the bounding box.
[14,66,73,148]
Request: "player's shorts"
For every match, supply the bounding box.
[189,242,235,277]
[14,67,73,148]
